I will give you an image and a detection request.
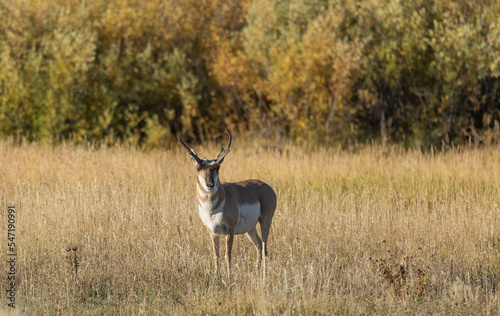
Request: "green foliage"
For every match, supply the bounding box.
[0,0,499,146]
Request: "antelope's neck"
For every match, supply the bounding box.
[196,179,225,212]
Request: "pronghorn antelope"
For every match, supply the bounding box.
[177,132,277,282]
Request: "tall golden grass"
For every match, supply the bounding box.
[1,139,500,314]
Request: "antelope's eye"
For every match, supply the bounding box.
[196,167,201,172]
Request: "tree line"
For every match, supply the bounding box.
[0,0,499,147]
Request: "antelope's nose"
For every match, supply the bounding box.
[207,181,215,189]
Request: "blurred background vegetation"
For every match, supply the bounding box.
[0,0,499,147]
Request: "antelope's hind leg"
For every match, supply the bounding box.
[245,228,263,259]
[259,217,275,279]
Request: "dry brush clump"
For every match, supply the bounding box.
[369,241,430,298]
[64,246,80,280]
[0,140,500,314]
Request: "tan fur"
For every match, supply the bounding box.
[178,132,277,282]
[221,180,276,231]
[196,179,276,282]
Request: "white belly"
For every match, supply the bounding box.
[233,203,260,234]
[199,202,261,235]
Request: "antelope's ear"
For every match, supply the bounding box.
[190,156,201,167]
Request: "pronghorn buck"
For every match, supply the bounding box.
[177,132,277,282]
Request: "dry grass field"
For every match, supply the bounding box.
[1,139,500,315]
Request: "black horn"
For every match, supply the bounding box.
[214,131,232,164]
[177,135,203,165]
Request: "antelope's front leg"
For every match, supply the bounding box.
[225,230,234,282]
[210,233,220,275]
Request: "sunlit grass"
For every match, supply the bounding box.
[1,140,500,314]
